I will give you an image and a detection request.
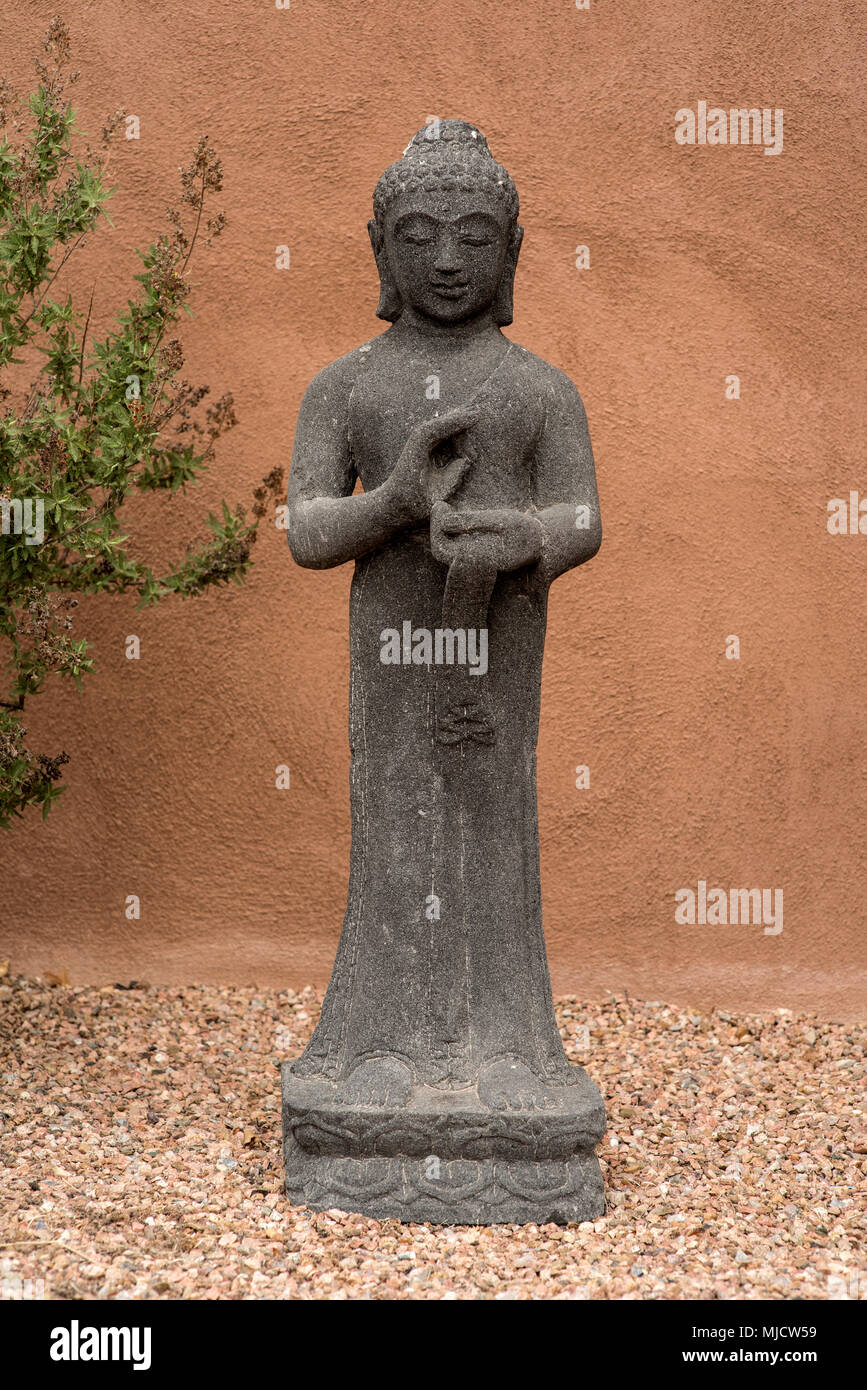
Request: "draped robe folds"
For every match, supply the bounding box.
[288,331,599,1092]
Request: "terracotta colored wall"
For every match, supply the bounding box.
[2,1,864,1017]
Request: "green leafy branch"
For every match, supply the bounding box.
[0,18,283,825]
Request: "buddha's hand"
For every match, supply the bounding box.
[431,504,544,573]
[385,406,479,524]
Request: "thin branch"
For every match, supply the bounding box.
[17,227,89,330]
[180,169,206,276]
[0,1236,94,1262]
[76,284,94,384]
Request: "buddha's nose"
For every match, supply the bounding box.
[433,234,462,272]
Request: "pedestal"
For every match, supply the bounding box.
[282,1064,606,1225]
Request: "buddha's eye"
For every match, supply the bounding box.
[460,235,495,247]
[395,219,437,246]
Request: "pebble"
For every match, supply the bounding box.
[0,978,862,1300]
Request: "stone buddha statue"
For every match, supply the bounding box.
[282,120,606,1223]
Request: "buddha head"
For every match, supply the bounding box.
[370,120,523,327]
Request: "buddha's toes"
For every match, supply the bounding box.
[478,1058,560,1112]
[337,1056,413,1109]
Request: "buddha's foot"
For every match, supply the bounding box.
[478,1058,560,1112]
[337,1056,413,1109]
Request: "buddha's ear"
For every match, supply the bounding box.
[493,223,523,327]
[368,218,403,322]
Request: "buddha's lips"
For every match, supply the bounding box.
[430,282,469,298]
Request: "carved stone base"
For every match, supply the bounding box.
[281,1063,606,1224]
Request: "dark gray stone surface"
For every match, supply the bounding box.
[283,120,605,1224]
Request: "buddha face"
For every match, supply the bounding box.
[380,187,515,325]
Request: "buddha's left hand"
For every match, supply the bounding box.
[431,504,544,572]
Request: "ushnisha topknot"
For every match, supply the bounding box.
[373,119,519,223]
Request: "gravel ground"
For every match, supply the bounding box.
[0,972,863,1300]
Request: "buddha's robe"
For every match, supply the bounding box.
[288,330,599,1089]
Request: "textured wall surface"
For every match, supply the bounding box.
[2,1,864,1016]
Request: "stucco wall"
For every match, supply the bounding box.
[2,1,864,1016]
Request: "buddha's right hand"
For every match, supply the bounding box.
[385,406,479,524]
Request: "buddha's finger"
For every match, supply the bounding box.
[432,456,471,502]
[416,406,480,451]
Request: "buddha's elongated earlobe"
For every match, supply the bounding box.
[368,218,403,322]
[493,223,523,327]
